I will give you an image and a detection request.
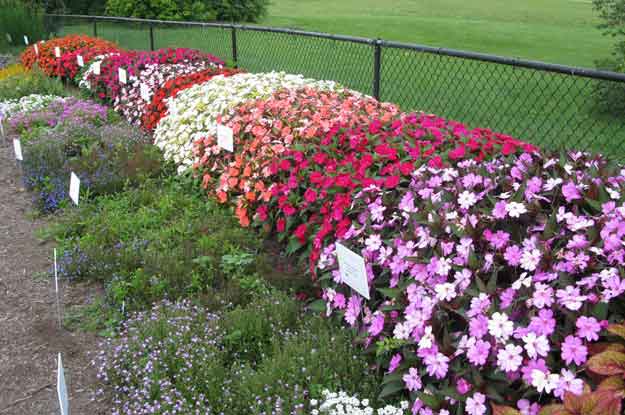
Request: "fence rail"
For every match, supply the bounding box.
[39,14,625,156]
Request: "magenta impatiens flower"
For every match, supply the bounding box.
[467,339,490,366]
[561,335,587,366]
[562,181,582,202]
[575,316,601,341]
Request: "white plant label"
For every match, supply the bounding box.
[5,33,12,43]
[0,116,5,138]
[54,248,58,293]
[217,124,234,152]
[140,82,150,101]
[118,67,127,84]
[93,61,101,75]
[13,139,23,161]
[335,242,370,299]
[76,55,84,67]
[54,46,61,58]
[34,43,39,56]
[69,172,80,206]
[23,35,29,45]
[57,353,69,415]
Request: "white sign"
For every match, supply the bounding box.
[57,353,69,415]
[335,242,370,299]
[54,248,58,293]
[5,33,12,43]
[13,139,23,161]
[92,61,101,76]
[23,35,29,45]
[118,67,127,84]
[69,172,80,205]
[140,82,150,101]
[34,43,39,56]
[54,46,61,58]
[0,116,5,138]
[76,55,84,67]
[217,124,234,152]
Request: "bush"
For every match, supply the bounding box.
[104,0,268,22]
[21,118,162,212]
[94,296,381,414]
[48,176,265,310]
[0,67,67,100]
[0,0,45,52]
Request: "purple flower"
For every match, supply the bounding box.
[467,339,490,366]
[576,316,601,342]
[424,352,449,379]
[562,181,581,203]
[465,392,487,415]
[387,353,402,373]
[402,367,422,391]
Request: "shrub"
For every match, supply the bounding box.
[94,296,381,414]
[21,120,162,212]
[104,0,268,22]
[0,67,67,100]
[49,176,264,310]
[153,71,342,171]
[0,0,45,51]
[313,150,625,413]
[142,66,241,131]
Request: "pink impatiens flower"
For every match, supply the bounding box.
[562,181,581,203]
[402,367,422,391]
[576,316,601,341]
[467,339,490,366]
[497,343,523,372]
[424,352,449,379]
[465,392,487,415]
[561,335,587,366]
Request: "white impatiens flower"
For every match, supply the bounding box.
[531,370,560,394]
[434,282,456,302]
[506,201,527,218]
[152,71,345,171]
[488,312,514,341]
[317,389,409,415]
[458,190,477,210]
[522,332,550,359]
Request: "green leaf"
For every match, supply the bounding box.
[307,299,326,313]
[415,391,441,409]
[378,380,404,399]
[608,323,625,341]
[381,371,403,385]
[377,287,401,299]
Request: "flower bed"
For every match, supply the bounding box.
[193,87,400,227]
[20,35,119,77]
[142,66,241,132]
[80,48,224,103]
[313,150,625,413]
[113,62,215,126]
[0,93,61,120]
[153,71,343,171]
[58,44,122,82]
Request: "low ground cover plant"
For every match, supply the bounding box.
[0,67,67,100]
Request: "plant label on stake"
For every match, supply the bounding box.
[23,35,28,45]
[53,248,62,328]
[335,242,370,299]
[34,43,39,56]
[0,115,5,139]
[217,124,234,152]
[76,55,84,67]
[54,46,61,58]
[118,67,127,84]
[140,82,150,101]
[93,61,101,76]
[57,353,69,415]
[69,172,80,205]
[13,139,23,161]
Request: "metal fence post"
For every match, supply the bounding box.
[149,24,155,51]
[93,18,97,37]
[231,25,238,68]
[372,39,382,100]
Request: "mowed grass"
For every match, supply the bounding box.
[54,2,625,157]
[259,0,607,68]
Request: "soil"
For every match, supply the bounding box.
[0,140,109,414]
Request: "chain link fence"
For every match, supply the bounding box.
[38,14,625,156]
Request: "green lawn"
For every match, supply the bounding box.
[259,0,609,68]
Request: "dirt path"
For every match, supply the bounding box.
[0,141,107,414]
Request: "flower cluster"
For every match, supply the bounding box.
[80,48,224,103]
[0,63,27,81]
[154,71,343,171]
[314,390,409,415]
[142,66,241,132]
[8,96,109,134]
[113,61,214,126]
[193,87,399,226]
[0,93,61,120]
[58,43,122,82]
[315,151,625,413]
[20,35,119,77]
